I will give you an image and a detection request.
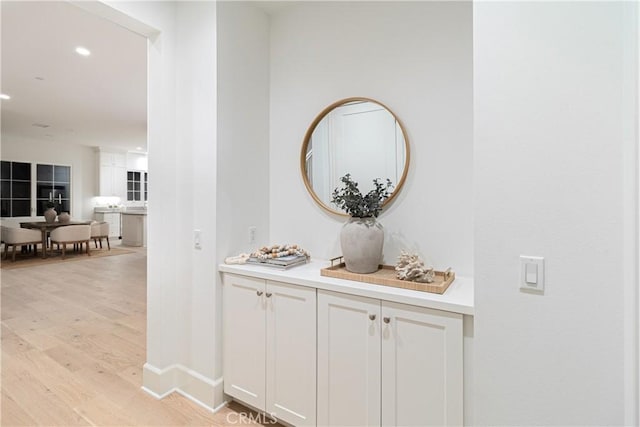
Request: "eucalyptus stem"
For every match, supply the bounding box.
[331,174,394,218]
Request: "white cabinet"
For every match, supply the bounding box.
[223,274,316,426]
[317,291,381,427]
[381,301,463,427]
[220,263,470,427]
[94,212,121,239]
[223,275,265,409]
[317,290,463,427]
[97,151,126,198]
[265,281,317,425]
[121,213,146,247]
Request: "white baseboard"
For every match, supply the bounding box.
[142,363,225,411]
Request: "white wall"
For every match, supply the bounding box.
[176,0,218,399]
[474,2,638,425]
[0,135,96,223]
[215,1,270,393]
[269,2,474,276]
[93,0,222,409]
[216,1,270,258]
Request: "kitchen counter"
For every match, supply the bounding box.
[94,207,123,213]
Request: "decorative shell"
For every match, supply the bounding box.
[395,251,435,283]
[224,253,250,264]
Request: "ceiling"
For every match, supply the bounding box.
[1,1,147,152]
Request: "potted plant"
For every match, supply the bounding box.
[332,174,393,273]
[43,200,57,224]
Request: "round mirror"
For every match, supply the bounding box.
[300,97,410,216]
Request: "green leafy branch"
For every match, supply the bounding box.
[331,174,393,218]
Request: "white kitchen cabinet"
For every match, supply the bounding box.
[223,274,317,426]
[317,291,381,427]
[94,211,121,239]
[97,151,126,199]
[317,290,463,427]
[121,213,146,247]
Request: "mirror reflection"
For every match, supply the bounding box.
[302,98,409,215]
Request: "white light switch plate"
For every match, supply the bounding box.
[520,255,544,293]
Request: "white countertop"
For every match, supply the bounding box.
[219,260,474,315]
[94,208,122,213]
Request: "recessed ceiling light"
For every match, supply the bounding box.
[136,147,143,150]
[75,46,91,56]
[0,93,11,100]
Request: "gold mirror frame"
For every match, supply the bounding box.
[300,97,411,216]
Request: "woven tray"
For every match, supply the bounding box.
[321,260,455,295]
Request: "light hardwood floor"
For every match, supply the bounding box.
[1,242,272,426]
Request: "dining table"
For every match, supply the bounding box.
[20,220,93,259]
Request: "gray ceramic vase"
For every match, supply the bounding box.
[340,216,384,273]
[44,207,57,224]
[58,212,71,223]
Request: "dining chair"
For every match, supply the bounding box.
[1,225,42,261]
[90,221,110,250]
[49,225,91,259]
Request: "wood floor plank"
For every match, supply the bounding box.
[116,363,143,388]
[73,394,137,427]
[2,305,58,332]
[109,321,145,347]
[8,325,66,351]
[45,342,104,374]
[1,393,39,426]
[5,348,97,408]
[2,356,91,426]
[1,324,36,354]
[51,325,141,373]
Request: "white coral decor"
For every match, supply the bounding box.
[395,251,435,283]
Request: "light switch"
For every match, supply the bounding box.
[525,263,538,284]
[520,255,544,293]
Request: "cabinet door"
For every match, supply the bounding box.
[381,302,463,427]
[99,165,113,196]
[223,274,266,410]
[317,290,381,427]
[113,165,127,200]
[113,153,126,168]
[265,281,316,426]
[106,213,120,238]
[122,215,144,246]
[99,152,114,166]
[98,164,126,198]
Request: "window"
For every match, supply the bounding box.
[0,161,32,217]
[127,171,148,201]
[36,164,71,215]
